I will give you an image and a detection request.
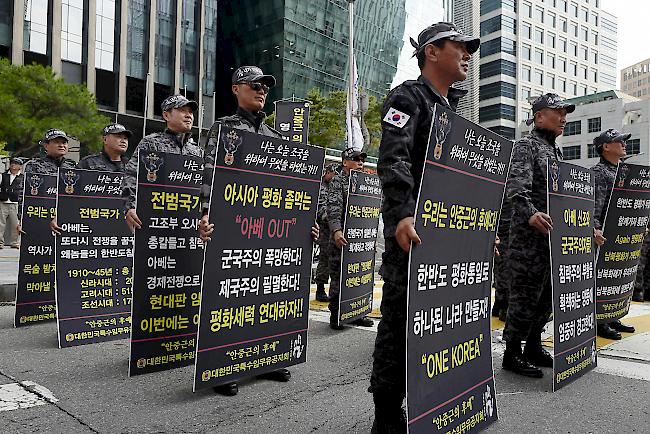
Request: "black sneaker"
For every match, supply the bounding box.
[502,350,543,378]
[315,289,329,302]
[632,292,644,302]
[370,407,407,434]
[351,317,374,327]
[214,382,238,396]
[258,368,291,382]
[523,346,553,368]
[609,320,635,333]
[597,323,622,340]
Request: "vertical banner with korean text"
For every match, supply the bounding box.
[194,127,323,391]
[547,161,597,391]
[54,169,133,348]
[274,101,310,145]
[337,170,381,325]
[15,172,57,327]
[407,105,511,434]
[596,163,650,323]
[129,151,204,375]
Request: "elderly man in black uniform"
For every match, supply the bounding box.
[592,129,637,339]
[371,23,479,434]
[78,123,132,172]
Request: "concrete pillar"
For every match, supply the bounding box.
[51,0,63,75]
[86,0,97,93]
[11,0,25,65]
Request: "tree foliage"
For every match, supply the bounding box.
[267,88,384,157]
[0,59,110,156]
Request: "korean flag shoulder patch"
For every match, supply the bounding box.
[383,107,411,128]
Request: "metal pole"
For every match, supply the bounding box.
[142,72,150,138]
[347,0,355,150]
[198,104,204,144]
[212,91,216,124]
[184,84,187,97]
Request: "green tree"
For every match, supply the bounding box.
[267,88,384,157]
[0,59,109,157]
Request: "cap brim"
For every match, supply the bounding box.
[613,133,632,143]
[47,134,69,142]
[179,101,199,111]
[249,74,276,88]
[450,35,481,54]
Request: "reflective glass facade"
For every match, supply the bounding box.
[180,0,200,92]
[155,0,176,86]
[61,0,84,63]
[127,0,148,79]
[203,0,218,95]
[0,0,12,48]
[24,0,49,54]
[96,0,116,71]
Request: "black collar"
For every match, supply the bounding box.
[45,154,65,166]
[101,149,127,165]
[164,128,191,147]
[599,156,618,168]
[417,75,468,109]
[237,106,267,130]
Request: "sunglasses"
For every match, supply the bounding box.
[351,157,365,162]
[242,82,270,94]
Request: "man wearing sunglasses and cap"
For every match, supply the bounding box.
[591,129,638,338]
[314,163,342,302]
[15,129,77,233]
[79,123,132,172]
[325,148,373,330]
[121,95,203,233]
[370,22,479,433]
[200,65,318,397]
[501,93,576,380]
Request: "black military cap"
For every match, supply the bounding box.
[410,22,480,56]
[102,123,133,138]
[526,93,576,125]
[594,128,631,150]
[342,148,367,161]
[9,157,23,165]
[231,66,277,88]
[43,128,69,143]
[161,94,199,112]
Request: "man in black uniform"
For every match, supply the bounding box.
[592,129,637,339]
[78,123,131,172]
[314,163,340,302]
[502,94,575,379]
[199,65,318,396]
[371,23,479,433]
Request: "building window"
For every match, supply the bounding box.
[488,126,515,140]
[570,2,578,17]
[155,0,176,86]
[522,87,531,101]
[547,53,556,68]
[548,12,556,28]
[481,38,517,57]
[588,144,598,158]
[521,44,531,60]
[558,57,566,72]
[522,2,532,17]
[559,17,567,33]
[558,0,568,13]
[579,65,587,80]
[627,139,641,155]
[559,37,567,52]
[534,69,543,85]
[569,42,577,57]
[590,12,598,26]
[479,104,516,122]
[534,27,544,43]
[96,0,116,71]
[24,0,49,54]
[522,65,531,81]
[534,6,544,22]
[563,120,582,136]
[479,82,517,100]
[480,59,517,79]
[548,33,555,48]
[547,73,555,88]
[127,0,149,80]
[591,31,598,45]
[61,0,84,63]
[580,27,588,42]
[534,49,543,64]
[569,21,578,37]
[522,22,532,39]
[569,62,577,76]
[587,117,601,133]
[563,145,581,160]
[481,0,517,14]
[580,46,588,61]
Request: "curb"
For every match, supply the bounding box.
[0,284,15,302]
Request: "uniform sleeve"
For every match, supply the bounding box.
[506,139,539,223]
[201,122,221,214]
[592,167,609,230]
[327,175,344,234]
[77,157,90,170]
[316,181,328,221]
[121,139,151,213]
[377,89,421,235]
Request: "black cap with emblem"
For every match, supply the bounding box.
[410,22,480,57]
[102,123,133,138]
[342,148,367,161]
[232,66,277,88]
[161,94,199,112]
[593,128,631,154]
[42,128,69,143]
[525,93,576,125]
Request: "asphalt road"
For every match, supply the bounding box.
[1,306,649,433]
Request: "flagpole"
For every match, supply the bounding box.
[347,0,355,150]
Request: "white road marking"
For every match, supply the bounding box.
[0,381,58,412]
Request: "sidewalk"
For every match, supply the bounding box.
[0,247,18,302]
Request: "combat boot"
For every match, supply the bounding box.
[371,394,406,434]
[597,323,621,340]
[523,345,553,367]
[502,341,543,378]
[315,283,329,302]
[214,382,238,396]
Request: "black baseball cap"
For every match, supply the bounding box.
[43,128,69,143]
[342,148,367,161]
[9,157,23,165]
[594,128,631,151]
[525,93,576,125]
[102,123,133,138]
[161,94,199,112]
[232,66,277,88]
[410,22,480,57]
